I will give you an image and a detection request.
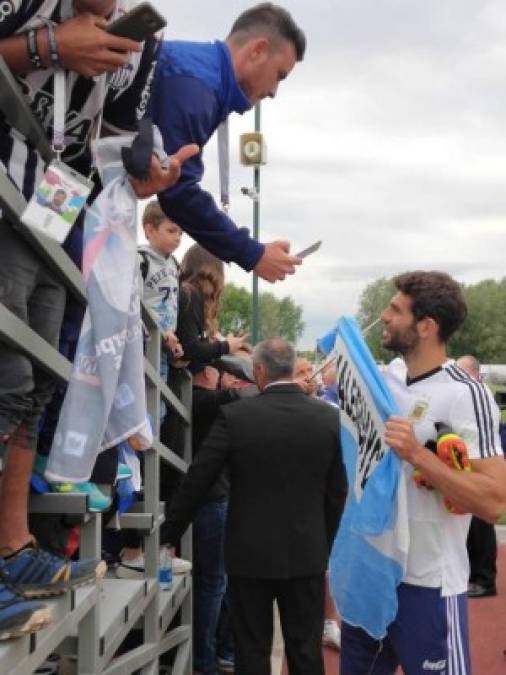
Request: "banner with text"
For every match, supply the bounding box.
[319,316,409,640]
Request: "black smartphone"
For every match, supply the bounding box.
[107,2,166,41]
[295,240,322,259]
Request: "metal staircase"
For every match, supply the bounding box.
[0,55,193,673]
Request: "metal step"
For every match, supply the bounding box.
[108,501,166,533]
[0,585,97,675]
[159,573,192,635]
[89,577,157,668]
[65,575,191,671]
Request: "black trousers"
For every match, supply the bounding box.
[467,516,497,589]
[228,573,325,675]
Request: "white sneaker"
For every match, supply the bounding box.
[172,556,192,574]
[115,552,144,579]
[322,619,341,650]
[115,552,192,579]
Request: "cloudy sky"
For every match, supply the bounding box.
[149,0,506,348]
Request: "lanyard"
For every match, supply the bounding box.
[52,68,66,159]
[217,119,230,213]
[52,69,105,177]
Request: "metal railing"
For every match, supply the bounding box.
[0,74,192,671]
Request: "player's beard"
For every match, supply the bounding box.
[383,323,419,355]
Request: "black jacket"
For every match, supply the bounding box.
[165,383,347,579]
[192,386,240,502]
[176,287,229,366]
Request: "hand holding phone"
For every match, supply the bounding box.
[106,2,166,41]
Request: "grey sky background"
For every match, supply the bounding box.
[149,0,506,348]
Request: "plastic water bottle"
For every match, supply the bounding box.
[159,547,173,590]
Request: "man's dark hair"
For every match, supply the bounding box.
[229,3,306,61]
[393,271,467,343]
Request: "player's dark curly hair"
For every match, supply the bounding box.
[393,271,467,343]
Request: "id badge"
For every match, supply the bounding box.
[409,396,430,422]
[21,160,93,243]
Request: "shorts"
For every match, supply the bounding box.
[341,583,471,675]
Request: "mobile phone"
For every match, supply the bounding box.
[107,2,166,41]
[295,240,322,259]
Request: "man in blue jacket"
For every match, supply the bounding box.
[135,3,306,283]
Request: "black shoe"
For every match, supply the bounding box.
[467,582,497,598]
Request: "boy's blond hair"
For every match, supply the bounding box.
[142,200,170,230]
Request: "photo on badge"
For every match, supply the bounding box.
[21,162,91,243]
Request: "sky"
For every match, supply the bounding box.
[148,0,506,348]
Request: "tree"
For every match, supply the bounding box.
[219,284,251,336]
[297,350,318,362]
[450,279,506,363]
[357,275,506,364]
[356,277,395,361]
[219,283,304,343]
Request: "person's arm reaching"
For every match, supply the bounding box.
[164,412,232,543]
[129,148,200,197]
[150,73,301,281]
[98,34,200,194]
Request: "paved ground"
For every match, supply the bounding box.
[276,531,506,674]
[467,537,505,675]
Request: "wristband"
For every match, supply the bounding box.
[45,23,62,68]
[40,19,62,69]
[26,28,43,70]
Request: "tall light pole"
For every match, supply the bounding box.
[240,103,265,345]
[251,103,261,345]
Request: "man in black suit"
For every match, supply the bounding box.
[165,338,347,675]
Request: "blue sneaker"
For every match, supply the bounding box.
[50,481,112,512]
[32,456,112,512]
[0,562,52,640]
[31,454,51,494]
[2,545,106,598]
[116,463,133,482]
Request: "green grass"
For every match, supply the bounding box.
[498,514,506,526]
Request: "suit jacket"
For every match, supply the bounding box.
[165,383,347,579]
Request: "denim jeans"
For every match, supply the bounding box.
[216,591,235,662]
[193,500,228,675]
[0,220,65,451]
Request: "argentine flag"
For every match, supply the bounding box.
[319,317,409,640]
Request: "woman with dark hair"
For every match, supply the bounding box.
[177,244,248,367]
[176,245,250,674]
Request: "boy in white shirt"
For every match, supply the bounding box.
[139,201,184,421]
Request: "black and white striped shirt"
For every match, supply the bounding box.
[0,0,158,200]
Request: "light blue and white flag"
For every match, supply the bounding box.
[319,317,409,640]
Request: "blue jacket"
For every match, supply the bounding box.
[151,40,264,271]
